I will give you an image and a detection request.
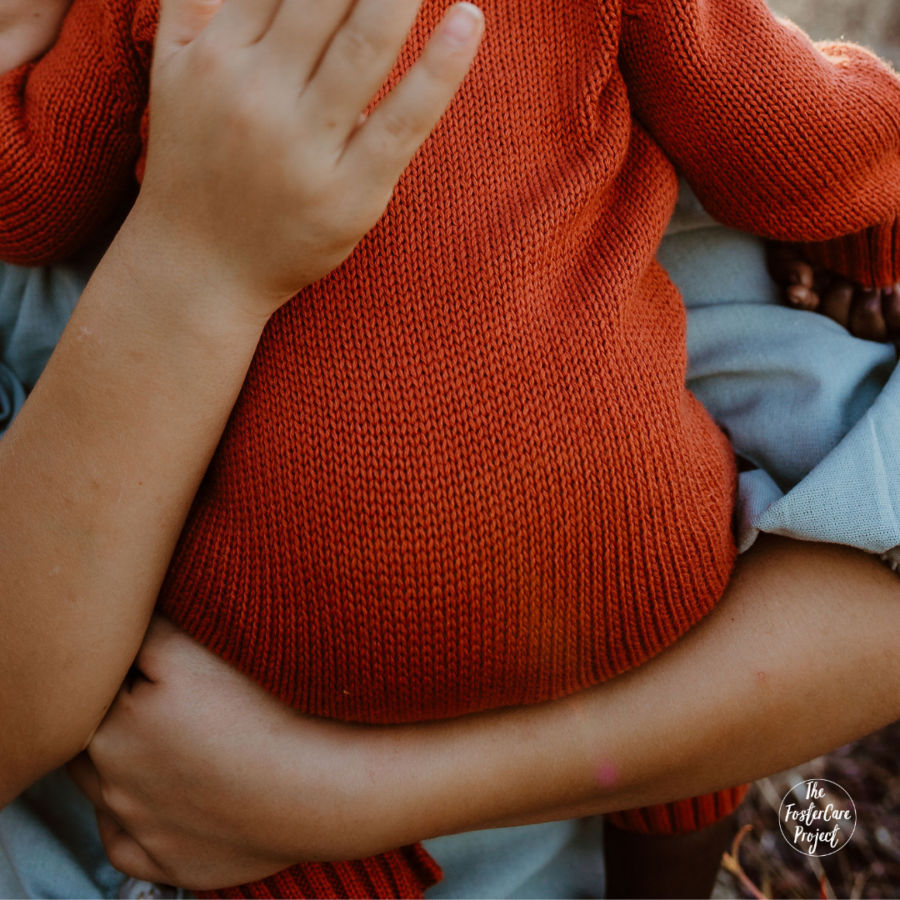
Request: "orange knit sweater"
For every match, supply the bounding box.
[3,0,900,897]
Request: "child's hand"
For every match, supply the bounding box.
[768,245,900,343]
[0,0,73,75]
[133,0,484,325]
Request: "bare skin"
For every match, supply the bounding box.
[0,2,739,894]
[0,0,72,74]
[768,244,900,342]
[0,0,900,896]
[65,536,900,891]
[0,0,484,808]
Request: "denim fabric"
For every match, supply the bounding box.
[0,771,125,899]
[423,818,604,899]
[659,225,900,558]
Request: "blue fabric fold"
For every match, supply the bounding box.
[661,222,900,558]
[0,261,88,439]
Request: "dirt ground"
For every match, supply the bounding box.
[714,724,900,899]
[711,4,900,898]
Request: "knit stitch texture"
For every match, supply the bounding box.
[2,0,899,896]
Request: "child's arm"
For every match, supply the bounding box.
[620,0,900,290]
[0,0,483,807]
[0,0,72,74]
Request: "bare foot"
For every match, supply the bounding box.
[767,244,900,343]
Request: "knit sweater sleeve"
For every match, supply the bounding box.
[619,0,900,288]
[0,0,149,266]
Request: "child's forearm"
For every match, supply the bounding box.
[0,216,266,806]
[621,0,900,283]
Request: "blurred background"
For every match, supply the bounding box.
[713,4,900,898]
[772,0,900,66]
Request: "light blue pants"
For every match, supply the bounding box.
[665,226,900,563]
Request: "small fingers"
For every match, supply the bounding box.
[786,284,819,311]
[343,4,483,187]
[789,263,900,345]
[849,288,889,343]
[767,245,815,289]
[882,285,900,341]
[156,0,225,58]
[262,0,361,87]
[208,0,284,46]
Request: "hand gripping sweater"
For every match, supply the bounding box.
[3,0,900,896]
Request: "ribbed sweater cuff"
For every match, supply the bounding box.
[797,219,900,289]
[194,845,442,900]
[606,785,749,835]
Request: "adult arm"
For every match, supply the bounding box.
[0,0,483,807]
[620,0,900,287]
[71,534,900,889]
[0,205,264,808]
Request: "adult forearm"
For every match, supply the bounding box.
[353,536,900,853]
[0,215,265,805]
[62,537,900,885]
[0,0,484,819]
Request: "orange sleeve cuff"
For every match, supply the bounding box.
[797,218,900,290]
[606,784,749,835]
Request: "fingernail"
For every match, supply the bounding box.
[444,4,482,44]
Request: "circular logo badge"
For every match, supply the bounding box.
[779,779,857,857]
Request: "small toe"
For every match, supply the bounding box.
[819,279,855,330]
[883,285,900,340]
[849,289,889,342]
[786,284,819,310]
